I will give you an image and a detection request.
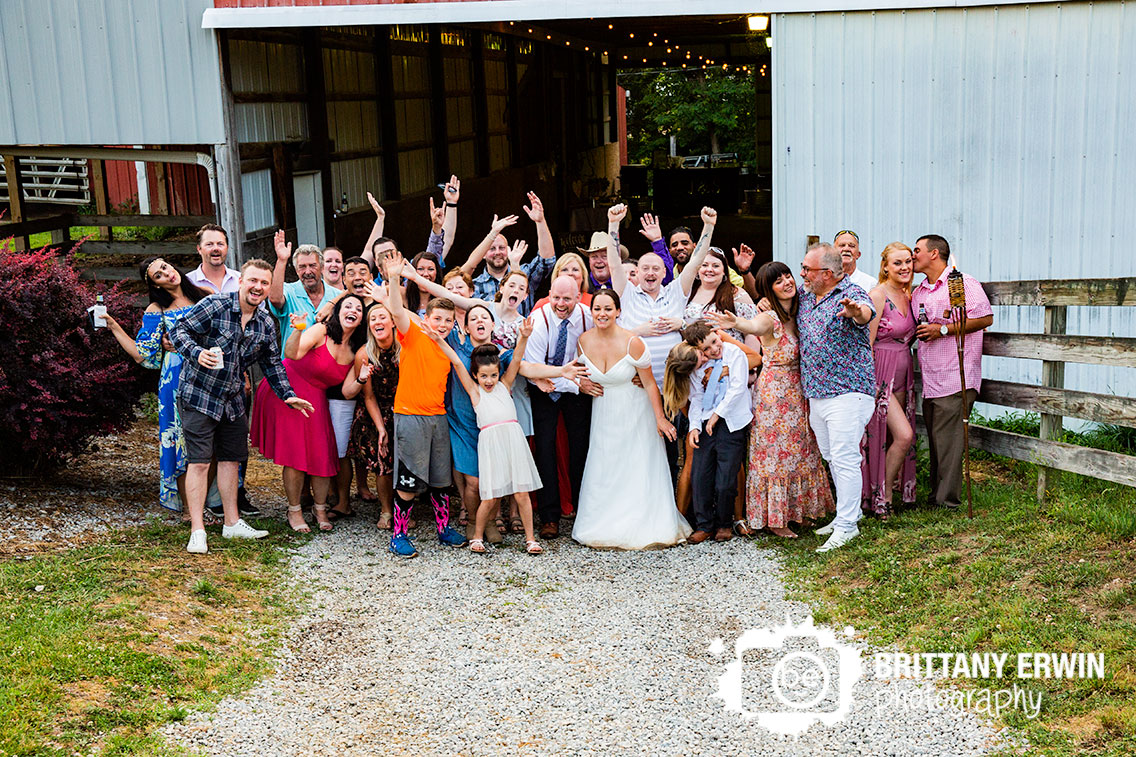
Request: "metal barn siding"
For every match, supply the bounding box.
[772,3,1136,411]
[0,0,225,145]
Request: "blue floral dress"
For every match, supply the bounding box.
[136,305,201,511]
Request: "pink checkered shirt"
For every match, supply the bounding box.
[911,268,992,399]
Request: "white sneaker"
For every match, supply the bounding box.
[816,528,859,553]
[222,519,269,540]
[815,520,836,536]
[186,529,208,554]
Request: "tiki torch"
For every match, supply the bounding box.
[947,267,974,518]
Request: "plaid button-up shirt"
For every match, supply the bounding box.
[472,254,555,316]
[171,293,295,420]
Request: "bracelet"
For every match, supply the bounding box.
[445,202,458,208]
[356,374,368,384]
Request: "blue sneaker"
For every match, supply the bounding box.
[437,526,468,547]
[389,534,418,558]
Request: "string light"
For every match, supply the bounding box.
[608,23,614,29]
[648,41,653,47]
[629,32,635,38]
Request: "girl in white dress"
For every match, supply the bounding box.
[431,318,547,554]
[573,289,692,549]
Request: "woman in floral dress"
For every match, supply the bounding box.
[861,243,917,519]
[713,262,834,537]
[344,302,401,529]
[104,257,209,512]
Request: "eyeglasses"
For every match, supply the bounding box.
[800,265,826,274]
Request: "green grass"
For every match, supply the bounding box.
[767,451,1136,756]
[0,519,308,756]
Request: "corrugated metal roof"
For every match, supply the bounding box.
[0,0,225,145]
[772,2,1136,408]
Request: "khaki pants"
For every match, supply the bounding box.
[923,389,978,507]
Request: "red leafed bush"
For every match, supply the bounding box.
[0,245,146,473]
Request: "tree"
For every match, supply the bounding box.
[622,68,756,165]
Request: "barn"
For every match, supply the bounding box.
[1,0,1133,406]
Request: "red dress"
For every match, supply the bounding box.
[250,340,351,477]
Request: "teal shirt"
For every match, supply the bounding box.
[268,280,343,345]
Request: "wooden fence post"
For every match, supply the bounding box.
[3,155,30,250]
[89,158,111,241]
[1037,305,1067,503]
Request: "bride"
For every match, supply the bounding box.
[572,289,692,549]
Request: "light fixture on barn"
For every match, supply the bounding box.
[747,15,770,32]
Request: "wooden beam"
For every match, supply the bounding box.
[607,57,618,145]
[1037,305,1067,502]
[271,144,295,231]
[427,31,449,182]
[216,29,246,264]
[88,158,111,241]
[983,333,1136,367]
[3,155,30,250]
[470,31,490,176]
[76,214,214,227]
[152,162,170,216]
[969,424,1136,490]
[0,213,74,238]
[79,241,197,256]
[302,28,335,244]
[373,27,401,200]
[978,379,1136,428]
[505,36,521,168]
[983,277,1136,307]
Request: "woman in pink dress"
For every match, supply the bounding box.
[711,262,834,537]
[861,243,917,520]
[251,294,367,532]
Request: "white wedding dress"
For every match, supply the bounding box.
[572,342,692,549]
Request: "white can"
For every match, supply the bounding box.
[208,346,224,369]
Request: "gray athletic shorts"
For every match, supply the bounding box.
[393,413,452,493]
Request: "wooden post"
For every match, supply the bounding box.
[153,162,170,216]
[374,27,401,201]
[428,32,449,182]
[1037,304,1067,503]
[217,30,245,265]
[302,28,334,244]
[470,31,490,176]
[3,155,30,250]
[505,37,521,168]
[88,158,111,241]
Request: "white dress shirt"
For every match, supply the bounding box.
[848,267,877,294]
[687,342,754,433]
[187,264,240,294]
[524,302,593,394]
[617,279,686,389]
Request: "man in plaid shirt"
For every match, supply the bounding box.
[171,259,315,555]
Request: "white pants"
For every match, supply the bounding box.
[809,393,875,533]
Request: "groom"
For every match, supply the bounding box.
[524,275,602,538]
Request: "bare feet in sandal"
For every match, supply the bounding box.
[287,504,311,533]
[769,527,798,539]
[525,540,543,555]
[469,539,486,554]
[313,504,333,532]
[376,512,393,530]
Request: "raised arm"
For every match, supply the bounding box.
[607,203,629,295]
[639,213,675,280]
[361,191,386,266]
[105,311,146,365]
[523,191,555,259]
[733,244,759,300]
[435,331,479,402]
[401,261,480,311]
[379,252,412,334]
[500,318,532,390]
[460,213,519,276]
[440,175,459,262]
[679,207,718,296]
[269,229,291,310]
[284,319,326,360]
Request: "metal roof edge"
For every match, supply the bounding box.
[202,0,1066,30]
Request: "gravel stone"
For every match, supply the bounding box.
[164,513,1019,756]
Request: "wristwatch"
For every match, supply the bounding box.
[939,324,949,337]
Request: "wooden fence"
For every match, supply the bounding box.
[961,277,1136,502]
[0,211,214,281]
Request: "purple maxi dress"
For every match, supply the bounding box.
[861,297,917,516]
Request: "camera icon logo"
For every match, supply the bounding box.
[710,616,862,735]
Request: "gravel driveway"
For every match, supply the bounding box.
[166,516,1012,756]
